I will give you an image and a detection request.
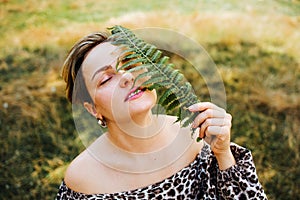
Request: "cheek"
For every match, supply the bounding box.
[93,87,114,113]
[93,83,125,117]
[94,91,109,106]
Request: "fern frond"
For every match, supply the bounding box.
[158,87,177,105]
[127,64,152,74]
[108,25,200,131]
[118,57,145,71]
[167,99,181,111]
[141,76,166,87]
[151,50,162,62]
[161,93,177,106]
[133,69,159,84]
[158,56,169,64]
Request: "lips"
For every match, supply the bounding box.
[124,86,146,102]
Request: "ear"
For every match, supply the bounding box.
[83,102,101,119]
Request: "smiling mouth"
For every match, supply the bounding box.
[124,87,147,102]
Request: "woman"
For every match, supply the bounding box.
[56,30,267,199]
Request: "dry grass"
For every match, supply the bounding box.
[2,10,299,61]
[106,11,300,60]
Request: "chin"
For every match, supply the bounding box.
[129,90,156,114]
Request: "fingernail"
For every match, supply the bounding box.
[191,121,197,129]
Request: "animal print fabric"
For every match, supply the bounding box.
[56,143,267,199]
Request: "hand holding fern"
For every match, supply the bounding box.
[188,102,236,170]
[109,26,235,170]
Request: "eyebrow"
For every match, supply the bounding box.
[91,65,112,80]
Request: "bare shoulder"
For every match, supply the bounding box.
[64,149,103,193]
[63,150,90,191]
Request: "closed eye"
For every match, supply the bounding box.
[98,76,112,87]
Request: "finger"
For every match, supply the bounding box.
[192,109,226,128]
[204,126,231,150]
[199,118,231,138]
[203,134,215,145]
[188,102,224,112]
[205,125,231,138]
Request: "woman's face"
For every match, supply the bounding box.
[81,42,157,125]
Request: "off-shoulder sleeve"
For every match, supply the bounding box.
[56,181,89,200]
[56,181,70,200]
[217,143,268,200]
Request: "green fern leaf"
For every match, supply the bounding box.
[133,69,159,84]
[127,64,152,74]
[108,25,200,131]
[141,76,166,87]
[151,50,162,62]
[167,99,181,111]
[118,58,145,71]
[158,56,169,64]
[158,88,177,105]
[161,93,177,106]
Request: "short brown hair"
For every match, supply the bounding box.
[61,32,109,104]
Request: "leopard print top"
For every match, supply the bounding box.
[56,143,267,199]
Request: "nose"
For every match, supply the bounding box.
[119,71,134,88]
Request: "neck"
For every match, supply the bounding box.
[131,110,154,128]
[106,114,173,153]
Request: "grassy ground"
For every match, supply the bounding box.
[0,0,299,199]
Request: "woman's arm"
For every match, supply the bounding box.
[188,102,235,169]
[189,102,267,199]
[216,143,268,199]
